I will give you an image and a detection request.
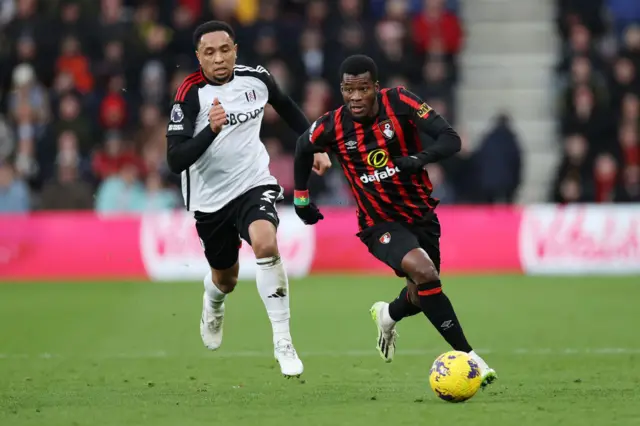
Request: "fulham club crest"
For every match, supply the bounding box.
[379,232,391,244]
[245,89,257,103]
[378,120,395,140]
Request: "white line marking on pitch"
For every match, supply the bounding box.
[1,348,640,359]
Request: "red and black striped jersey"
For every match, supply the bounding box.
[303,87,453,231]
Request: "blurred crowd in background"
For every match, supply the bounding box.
[0,0,638,213]
[554,0,640,202]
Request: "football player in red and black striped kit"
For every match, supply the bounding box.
[293,55,497,387]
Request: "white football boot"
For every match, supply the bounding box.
[274,339,304,378]
[200,292,224,350]
[370,301,398,363]
[469,351,498,388]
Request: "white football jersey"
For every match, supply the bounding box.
[166,65,284,213]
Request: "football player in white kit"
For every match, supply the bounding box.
[165,21,331,378]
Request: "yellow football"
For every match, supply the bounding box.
[429,351,482,402]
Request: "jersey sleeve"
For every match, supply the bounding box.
[392,87,451,139]
[166,83,200,138]
[294,112,332,191]
[165,81,218,175]
[305,112,332,152]
[391,87,461,163]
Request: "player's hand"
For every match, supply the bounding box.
[393,153,429,174]
[209,98,227,133]
[312,152,332,176]
[294,203,324,225]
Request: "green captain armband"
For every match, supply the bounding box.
[293,190,310,207]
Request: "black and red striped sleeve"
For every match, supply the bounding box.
[166,73,217,174]
[166,73,202,139]
[294,112,332,191]
[392,87,461,164]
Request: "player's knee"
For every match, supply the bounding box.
[402,249,439,284]
[251,235,278,259]
[411,261,439,284]
[212,270,238,293]
[406,259,439,284]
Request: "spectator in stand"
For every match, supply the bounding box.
[55,34,94,94]
[616,164,640,201]
[556,0,606,40]
[609,56,638,112]
[619,122,639,167]
[473,114,523,204]
[560,55,609,110]
[39,158,93,210]
[98,74,128,133]
[621,25,640,70]
[593,152,620,202]
[412,0,463,56]
[92,131,142,182]
[139,171,178,211]
[561,85,615,152]
[95,160,145,213]
[441,131,476,202]
[0,115,15,161]
[0,161,30,213]
[551,134,594,203]
[8,63,49,137]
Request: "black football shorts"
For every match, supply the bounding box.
[194,184,283,270]
[357,216,442,278]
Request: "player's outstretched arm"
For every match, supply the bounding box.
[292,120,328,225]
[392,88,461,173]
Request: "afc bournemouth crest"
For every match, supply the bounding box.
[245,89,257,103]
[378,120,395,140]
[379,232,391,244]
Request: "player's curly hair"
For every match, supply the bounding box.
[339,55,379,82]
[193,21,235,49]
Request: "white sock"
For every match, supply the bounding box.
[380,304,396,329]
[468,350,489,369]
[255,255,291,344]
[203,271,226,311]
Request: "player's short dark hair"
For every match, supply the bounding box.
[339,55,378,82]
[193,21,235,49]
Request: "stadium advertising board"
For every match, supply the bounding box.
[0,205,638,280]
[519,204,640,275]
[139,209,315,280]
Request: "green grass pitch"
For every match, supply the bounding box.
[1,275,640,425]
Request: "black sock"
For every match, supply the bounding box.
[388,287,422,321]
[417,280,473,353]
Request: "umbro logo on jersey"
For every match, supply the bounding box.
[345,140,357,150]
[225,107,264,126]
